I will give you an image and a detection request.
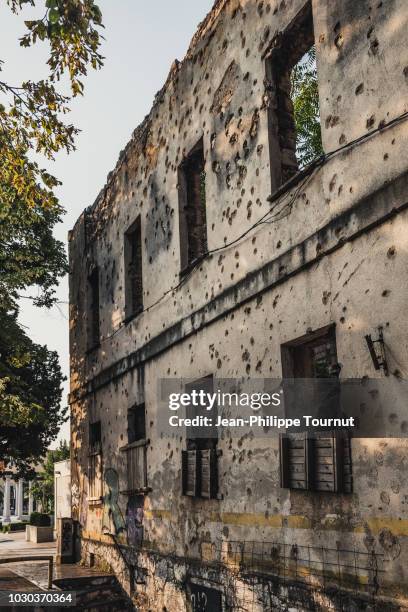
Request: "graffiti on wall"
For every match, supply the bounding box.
[102,468,126,535]
[126,495,144,547]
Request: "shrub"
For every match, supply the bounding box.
[10,522,27,532]
[29,512,51,527]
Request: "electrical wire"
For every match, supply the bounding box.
[91,109,408,345]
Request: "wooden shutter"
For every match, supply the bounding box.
[313,432,351,493]
[182,450,199,497]
[200,449,218,499]
[280,434,313,490]
[343,435,353,493]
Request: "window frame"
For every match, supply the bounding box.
[87,267,100,351]
[265,0,318,191]
[280,325,352,494]
[124,216,144,323]
[178,137,208,275]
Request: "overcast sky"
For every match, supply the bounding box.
[1,1,213,446]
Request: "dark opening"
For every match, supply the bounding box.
[88,268,100,349]
[281,325,339,379]
[125,216,143,320]
[127,404,146,444]
[89,421,102,453]
[178,138,207,273]
[267,1,322,188]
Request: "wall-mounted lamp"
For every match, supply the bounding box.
[365,326,389,376]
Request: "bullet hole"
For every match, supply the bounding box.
[334,33,344,49]
[403,66,408,79]
[276,240,282,249]
[246,364,251,375]
[322,291,331,305]
[369,38,379,55]
[340,317,345,324]
[366,115,375,129]
[217,359,222,369]
[387,246,396,259]
[242,349,250,362]
[355,83,364,95]
[339,134,346,145]
[329,174,337,192]
[382,289,391,297]
[212,161,221,173]
[325,115,340,128]
[384,153,389,160]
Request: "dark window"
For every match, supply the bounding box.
[281,325,339,379]
[89,421,102,500]
[88,268,100,348]
[89,421,101,453]
[266,1,322,189]
[125,217,143,320]
[280,326,352,493]
[181,375,218,499]
[127,404,146,444]
[178,138,207,273]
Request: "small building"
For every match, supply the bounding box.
[0,470,34,524]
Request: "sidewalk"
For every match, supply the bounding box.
[0,531,56,590]
[0,532,113,592]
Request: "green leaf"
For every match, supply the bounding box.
[45,0,57,8]
[48,7,60,24]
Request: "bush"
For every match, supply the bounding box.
[10,522,27,532]
[29,512,51,527]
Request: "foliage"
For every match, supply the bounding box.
[29,511,51,527]
[31,439,70,512]
[0,1,103,467]
[0,308,66,474]
[291,46,324,168]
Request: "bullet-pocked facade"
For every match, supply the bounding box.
[69,0,408,609]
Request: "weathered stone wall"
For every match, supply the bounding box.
[69,0,408,609]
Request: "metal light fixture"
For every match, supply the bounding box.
[365,326,389,376]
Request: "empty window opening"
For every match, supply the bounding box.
[88,268,100,349]
[182,375,218,499]
[125,217,143,320]
[127,404,146,444]
[89,420,102,453]
[267,2,323,188]
[178,138,207,272]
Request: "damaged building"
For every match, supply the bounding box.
[68,0,408,609]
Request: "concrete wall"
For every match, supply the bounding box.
[54,460,71,522]
[69,0,408,609]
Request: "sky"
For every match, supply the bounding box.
[1,0,213,446]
